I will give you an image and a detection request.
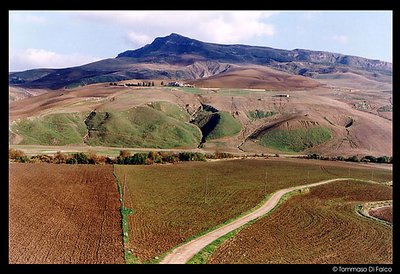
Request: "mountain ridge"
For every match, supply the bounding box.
[9,33,392,90]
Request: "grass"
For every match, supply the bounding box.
[247,110,277,120]
[114,158,391,262]
[113,165,139,264]
[147,101,190,121]
[207,112,242,140]
[11,113,87,146]
[259,126,332,152]
[86,106,202,148]
[12,103,202,149]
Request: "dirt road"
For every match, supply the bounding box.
[160,178,352,264]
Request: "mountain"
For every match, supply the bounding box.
[9,33,392,90]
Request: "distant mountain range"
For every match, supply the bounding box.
[9,33,392,90]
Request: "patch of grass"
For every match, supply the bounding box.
[247,110,276,120]
[207,112,242,140]
[113,165,138,264]
[259,127,332,152]
[147,101,190,121]
[11,113,87,146]
[87,106,201,148]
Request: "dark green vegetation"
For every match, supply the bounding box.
[259,127,332,152]
[114,159,391,262]
[247,110,276,120]
[191,110,242,144]
[11,113,87,146]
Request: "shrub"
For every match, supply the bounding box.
[336,156,345,161]
[119,150,131,158]
[67,152,89,164]
[9,148,26,160]
[377,156,390,164]
[178,152,206,161]
[15,156,30,163]
[30,154,53,163]
[54,151,67,164]
[346,156,360,162]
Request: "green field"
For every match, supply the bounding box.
[12,102,202,149]
[114,158,391,263]
[11,113,87,146]
[207,112,242,140]
[259,127,332,152]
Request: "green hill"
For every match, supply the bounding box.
[12,102,202,149]
[259,127,332,153]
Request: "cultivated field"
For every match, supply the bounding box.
[369,206,393,223]
[9,163,124,264]
[208,180,392,264]
[114,158,391,262]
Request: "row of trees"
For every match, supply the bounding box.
[9,149,235,165]
[306,153,393,164]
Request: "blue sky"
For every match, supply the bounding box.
[9,11,392,72]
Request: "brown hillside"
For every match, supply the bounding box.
[191,65,322,90]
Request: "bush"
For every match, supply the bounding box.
[54,151,67,164]
[9,148,26,160]
[30,154,53,163]
[336,156,345,161]
[363,155,377,163]
[346,156,360,162]
[178,152,206,161]
[66,157,78,164]
[66,152,89,164]
[15,156,30,163]
[377,156,390,164]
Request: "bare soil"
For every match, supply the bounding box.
[369,206,393,223]
[209,180,392,264]
[9,163,124,264]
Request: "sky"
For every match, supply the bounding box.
[9,10,392,72]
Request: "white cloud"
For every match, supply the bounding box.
[73,11,278,48]
[10,13,47,24]
[332,35,348,44]
[9,48,102,72]
[125,32,153,47]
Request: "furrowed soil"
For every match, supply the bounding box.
[9,163,124,264]
[208,180,392,264]
[114,158,391,262]
[369,206,392,223]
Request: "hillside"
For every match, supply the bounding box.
[9,33,391,91]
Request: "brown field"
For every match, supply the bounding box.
[114,158,391,262]
[191,65,321,90]
[208,180,392,264]
[369,206,393,223]
[9,163,124,264]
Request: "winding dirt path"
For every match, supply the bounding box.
[160,178,352,264]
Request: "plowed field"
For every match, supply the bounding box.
[369,206,393,223]
[208,180,392,264]
[9,163,124,264]
[115,158,391,262]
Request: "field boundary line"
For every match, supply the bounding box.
[160,178,382,264]
[113,164,138,264]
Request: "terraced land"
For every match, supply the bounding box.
[208,180,392,264]
[114,158,391,263]
[9,163,124,264]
